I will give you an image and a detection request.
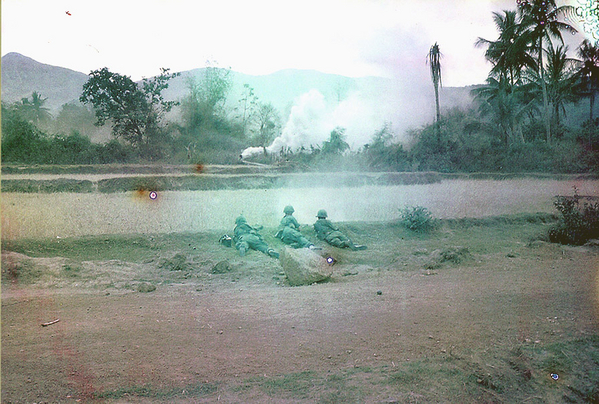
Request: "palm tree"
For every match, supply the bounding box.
[475,10,536,88]
[576,39,599,122]
[472,77,536,144]
[427,43,442,147]
[517,0,577,143]
[542,43,578,131]
[18,91,52,125]
[427,43,442,125]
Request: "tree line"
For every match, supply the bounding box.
[2,0,598,172]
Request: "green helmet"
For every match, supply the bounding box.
[235,215,247,225]
[316,209,328,218]
[283,205,295,214]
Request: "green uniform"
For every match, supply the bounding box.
[233,221,278,258]
[313,218,353,248]
[276,215,313,248]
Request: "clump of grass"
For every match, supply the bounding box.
[62,263,82,278]
[1,259,42,283]
[399,205,438,232]
[137,282,156,293]
[259,371,316,399]
[95,382,217,400]
[158,253,190,271]
[439,246,472,264]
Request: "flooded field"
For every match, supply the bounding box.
[3,178,598,239]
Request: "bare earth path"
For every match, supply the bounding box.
[2,240,598,403]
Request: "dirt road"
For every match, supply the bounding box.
[2,239,598,403]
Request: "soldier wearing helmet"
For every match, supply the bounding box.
[314,209,367,251]
[233,215,279,258]
[275,205,317,249]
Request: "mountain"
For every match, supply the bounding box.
[1,53,89,111]
[2,52,474,113]
[0,53,476,144]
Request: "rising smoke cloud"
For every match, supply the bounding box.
[241,85,427,159]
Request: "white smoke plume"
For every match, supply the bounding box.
[241,88,403,159]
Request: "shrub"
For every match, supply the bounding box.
[399,205,437,232]
[548,187,599,245]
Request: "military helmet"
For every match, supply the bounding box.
[235,215,247,225]
[283,205,295,214]
[316,209,328,218]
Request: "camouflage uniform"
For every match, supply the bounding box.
[313,209,366,250]
[233,216,279,258]
[276,206,313,248]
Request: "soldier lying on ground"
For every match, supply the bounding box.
[233,215,279,258]
[275,205,319,249]
[313,209,367,251]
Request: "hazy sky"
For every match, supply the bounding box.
[1,0,593,86]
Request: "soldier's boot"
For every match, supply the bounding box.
[330,239,345,248]
[238,245,247,256]
[267,249,280,259]
[350,243,367,251]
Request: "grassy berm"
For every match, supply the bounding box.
[2,213,598,403]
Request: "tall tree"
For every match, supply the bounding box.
[427,43,443,126]
[542,43,578,130]
[181,61,232,133]
[254,102,280,153]
[576,39,599,122]
[517,0,577,143]
[473,77,533,144]
[18,91,53,126]
[475,10,536,87]
[80,67,179,158]
[237,84,259,138]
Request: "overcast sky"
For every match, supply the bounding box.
[1,0,593,86]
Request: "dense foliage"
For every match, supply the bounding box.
[548,188,599,245]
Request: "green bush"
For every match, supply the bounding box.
[548,188,599,245]
[399,205,437,232]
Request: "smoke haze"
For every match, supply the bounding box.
[242,78,438,159]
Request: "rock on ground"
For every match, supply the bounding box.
[212,260,232,274]
[279,247,333,286]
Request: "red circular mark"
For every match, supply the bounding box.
[194,163,205,174]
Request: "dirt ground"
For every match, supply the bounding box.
[2,227,599,403]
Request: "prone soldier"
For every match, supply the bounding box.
[275,205,317,249]
[313,209,367,251]
[233,215,279,258]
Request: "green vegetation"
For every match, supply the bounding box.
[80,67,180,160]
[1,178,94,193]
[548,187,599,245]
[399,205,438,232]
[1,213,558,284]
[89,336,599,402]
[94,382,217,400]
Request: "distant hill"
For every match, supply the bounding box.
[1,52,478,144]
[1,52,473,114]
[1,52,89,111]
